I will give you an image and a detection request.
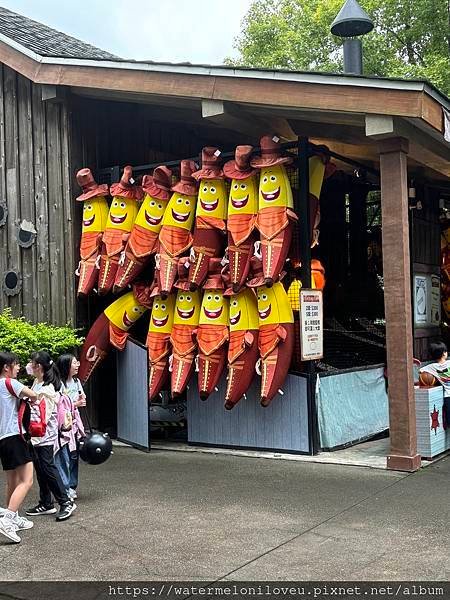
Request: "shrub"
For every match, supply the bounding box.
[0,308,84,368]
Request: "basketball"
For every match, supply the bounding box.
[419,372,437,387]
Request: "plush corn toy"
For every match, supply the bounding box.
[114,167,172,292]
[196,259,229,400]
[170,260,201,397]
[75,169,109,297]
[251,135,298,287]
[308,149,335,247]
[78,282,151,383]
[249,260,294,407]
[147,286,176,401]
[188,147,227,290]
[97,166,143,295]
[223,282,260,410]
[223,145,259,293]
[156,160,197,298]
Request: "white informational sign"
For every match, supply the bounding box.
[300,289,323,361]
[414,275,428,325]
[430,274,441,326]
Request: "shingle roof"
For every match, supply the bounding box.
[0,6,119,60]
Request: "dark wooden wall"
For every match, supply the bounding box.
[0,65,75,325]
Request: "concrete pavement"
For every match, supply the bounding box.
[0,445,449,581]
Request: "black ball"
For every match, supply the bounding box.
[79,431,113,465]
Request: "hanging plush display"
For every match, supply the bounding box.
[223,270,260,410]
[251,135,298,287]
[170,260,201,397]
[97,166,143,296]
[147,286,176,401]
[223,145,259,293]
[196,258,229,400]
[78,282,151,383]
[75,168,109,297]
[249,260,294,407]
[156,160,197,298]
[114,166,172,292]
[188,147,227,290]
[308,149,335,248]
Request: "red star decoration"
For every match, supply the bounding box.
[430,405,440,434]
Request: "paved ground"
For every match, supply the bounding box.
[0,445,449,581]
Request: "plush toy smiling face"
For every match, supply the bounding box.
[107,196,139,231]
[104,291,148,332]
[174,290,200,326]
[196,178,227,219]
[199,290,228,326]
[228,175,258,216]
[149,294,175,334]
[134,193,168,232]
[259,165,293,210]
[229,288,259,332]
[256,282,294,326]
[162,192,196,230]
[81,196,109,234]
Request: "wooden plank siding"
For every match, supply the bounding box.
[0,65,75,325]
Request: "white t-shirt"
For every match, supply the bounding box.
[61,378,84,405]
[30,381,59,447]
[0,378,25,441]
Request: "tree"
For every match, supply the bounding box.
[232,0,450,96]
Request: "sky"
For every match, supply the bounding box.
[0,0,254,64]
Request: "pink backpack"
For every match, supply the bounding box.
[57,393,73,432]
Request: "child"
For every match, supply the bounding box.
[0,352,38,543]
[55,354,86,501]
[24,351,76,521]
[420,342,450,397]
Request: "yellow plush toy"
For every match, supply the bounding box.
[147,289,176,401]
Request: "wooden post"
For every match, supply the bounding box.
[379,137,421,472]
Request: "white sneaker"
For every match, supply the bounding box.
[14,514,33,530]
[68,488,77,500]
[0,514,21,543]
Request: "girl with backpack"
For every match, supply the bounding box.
[0,351,38,543]
[55,354,86,501]
[24,351,76,522]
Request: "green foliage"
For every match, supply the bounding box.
[0,308,84,368]
[232,0,450,96]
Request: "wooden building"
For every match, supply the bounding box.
[0,7,449,470]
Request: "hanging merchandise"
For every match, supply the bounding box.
[223,266,260,410]
[170,260,201,397]
[223,145,259,293]
[156,160,197,298]
[78,282,151,383]
[97,166,143,295]
[75,168,109,297]
[308,150,335,247]
[114,166,172,292]
[188,147,228,290]
[196,258,229,400]
[251,135,298,287]
[147,285,176,401]
[249,259,294,407]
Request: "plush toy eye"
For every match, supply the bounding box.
[185,199,190,206]
[186,295,192,303]
[262,176,268,183]
[177,198,183,204]
[120,202,126,209]
[179,294,184,301]
[150,200,156,206]
[207,295,212,301]
[161,304,166,311]
[85,204,92,212]
[154,303,159,309]
[203,186,208,193]
[210,187,216,194]
[240,184,247,190]
[132,306,140,313]
[158,204,162,210]
[233,183,238,190]
[214,295,220,302]
[112,200,118,207]
[232,300,237,307]
[257,295,261,301]
[262,294,268,301]
[270,175,277,182]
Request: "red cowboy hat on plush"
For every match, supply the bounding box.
[250,135,293,168]
[223,145,257,180]
[76,168,109,201]
[171,160,198,196]
[192,147,224,180]
[110,165,144,201]
[142,166,172,200]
